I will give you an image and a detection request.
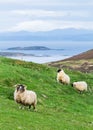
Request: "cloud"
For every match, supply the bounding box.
[12,9,68,18]
[8,20,57,32]
[7,20,93,32]
[0,0,93,11]
[0,0,93,32]
[5,9,92,22]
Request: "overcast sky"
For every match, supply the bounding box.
[0,0,93,32]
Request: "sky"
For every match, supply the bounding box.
[0,0,93,32]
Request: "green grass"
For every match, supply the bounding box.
[0,57,93,130]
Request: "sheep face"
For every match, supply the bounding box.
[16,84,26,93]
[57,69,61,73]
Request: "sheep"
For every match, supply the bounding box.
[72,81,87,93]
[57,69,70,84]
[14,84,37,110]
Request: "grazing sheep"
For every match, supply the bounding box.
[72,81,87,93]
[14,84,37,110]
[57,69,70,84]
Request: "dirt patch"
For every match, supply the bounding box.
[48,61,93,73]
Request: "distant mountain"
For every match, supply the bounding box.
[7,46,51,50]
[0,28,93,41]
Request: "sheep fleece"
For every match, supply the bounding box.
[57,70,70,84]
[14,90,37,106]
[73,81,87,91]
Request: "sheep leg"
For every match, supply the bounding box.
[79,91,83,94]
[33,104,36,110]
[78,90,82,94]
[29,105,31,109]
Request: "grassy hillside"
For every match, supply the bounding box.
[0,57,93,130]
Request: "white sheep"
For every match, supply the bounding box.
[72,81,87,93]
[57,69,70,84]
[14,84,37,110]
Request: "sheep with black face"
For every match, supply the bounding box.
[57,69,70,84]
[14,84,37,110]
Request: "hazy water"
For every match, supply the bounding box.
[1,49,87,63]
[2,49,71,63]
[0,41,93,63]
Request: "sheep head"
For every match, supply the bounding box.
[57,69,64,74]
[57,69,61,73]
[15,84,27,93]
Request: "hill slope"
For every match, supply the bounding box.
[63,49,93,61]
[48,49,93,73]
[0,57,93,130]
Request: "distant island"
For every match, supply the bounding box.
[0,46,64,58]
[7,46,51,50]
[0,52,34,57]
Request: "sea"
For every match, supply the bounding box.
[0,41,93,64]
